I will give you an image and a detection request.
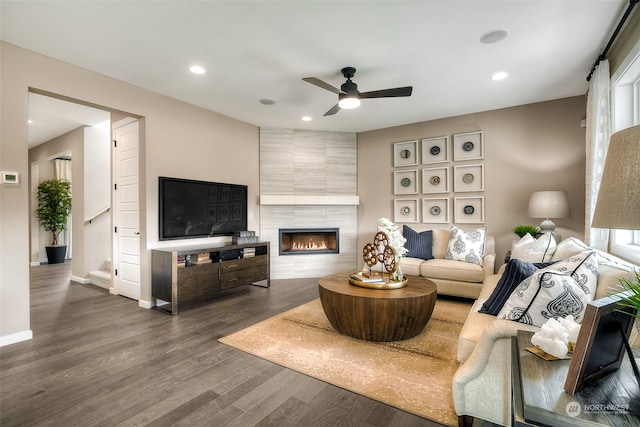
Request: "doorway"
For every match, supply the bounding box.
[27,91,142,302]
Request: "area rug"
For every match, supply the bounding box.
[219,297,471,426]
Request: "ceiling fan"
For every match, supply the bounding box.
[302,67,413,116]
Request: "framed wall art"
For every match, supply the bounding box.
[394,198,419,223]
[394,170,418,195]
[421,136,449,164]
[393,140,419,167]
[454,196,484,223]
[453,131,484,161]
[422,167,449,193]
[422,198,449,223]
[453,164,484,192]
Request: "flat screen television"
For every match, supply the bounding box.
[159,177,247,241]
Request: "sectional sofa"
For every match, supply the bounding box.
[452,237,638,426]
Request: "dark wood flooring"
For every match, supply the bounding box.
[0,262,494,427]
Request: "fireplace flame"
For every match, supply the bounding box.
[292,238,329,251]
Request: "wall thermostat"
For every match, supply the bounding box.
[1,171,20,185]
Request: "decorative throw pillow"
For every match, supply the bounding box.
[511,232,557,263]
[444,225,486,265]
[479,259,556,315]
[402,225,434,260]
[497,252,598,327]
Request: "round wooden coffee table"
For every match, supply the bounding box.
[318,273,437,342]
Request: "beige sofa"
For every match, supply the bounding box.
[399,228,496,299]
[452,237,637,426]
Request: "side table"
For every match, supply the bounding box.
[512,330,640,426]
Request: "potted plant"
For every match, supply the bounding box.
[615,270,640,318]
[513,224,541,238]
[36,178,72,264]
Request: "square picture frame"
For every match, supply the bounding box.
[453,164,484,192]
[422,167,449,193]
[564,292,637,394]
[454,196,484,223]
[394,169,418,195]
[394,198,419,223]
[422,198,449,223]
[393,140,419,167]
[421,136,449,164]
[453,131,484,161]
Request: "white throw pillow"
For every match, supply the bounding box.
[444,225,486,265]
[497,252,598,327]
[551,237,590,261]
[511,232,556,263]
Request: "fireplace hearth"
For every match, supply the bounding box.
[279,228,339,255]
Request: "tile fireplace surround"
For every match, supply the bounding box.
[259,128,358,279]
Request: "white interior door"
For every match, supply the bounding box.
[112,118,140,300]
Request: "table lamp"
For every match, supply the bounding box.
[528,190,570,233]
[592,124,640,230]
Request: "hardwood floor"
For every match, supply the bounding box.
[1,262,462,427]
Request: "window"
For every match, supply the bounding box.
[611,42,640,264]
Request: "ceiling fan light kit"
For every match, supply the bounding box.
[303,66,412,116]
[338,94,361,110]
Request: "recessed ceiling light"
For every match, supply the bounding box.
[301,116,312,122]
[189,65,206,75]
[480,29,509,44]
[491,71,509,81]
[259,98,276,105]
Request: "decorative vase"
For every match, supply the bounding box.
[393,257,403,282]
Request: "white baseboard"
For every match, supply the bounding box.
[109,287,118,295]
[0,330,33,347]
[30,261,41,267]
[71,275,90,284]
[138,299,153,309]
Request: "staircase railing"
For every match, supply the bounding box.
[85,206,110,224]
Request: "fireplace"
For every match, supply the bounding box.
[279,228,339,255]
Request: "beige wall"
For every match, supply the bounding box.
[0,42,259,344]
[357,96,588,270]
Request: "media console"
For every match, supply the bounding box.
[151,242,270,315]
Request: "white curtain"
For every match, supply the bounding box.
[585,60,611,250]
[54,158,72,259]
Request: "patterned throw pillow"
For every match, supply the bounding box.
[402,225,434,260]
[497,252,598,327]
[511,232,556,262]
[444,225,486,265]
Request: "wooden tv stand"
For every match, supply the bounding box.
[151,241,270,315]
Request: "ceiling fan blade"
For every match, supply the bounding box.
[302,77,344,95]
[323,104,341,116]
[359,86,413,99]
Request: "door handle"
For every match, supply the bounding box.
[135,231,140,235]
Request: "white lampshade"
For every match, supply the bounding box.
[592,124,640,230]
[528,190,570,232]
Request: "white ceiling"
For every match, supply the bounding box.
[0,1,629,144]
[27,93,110,147]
